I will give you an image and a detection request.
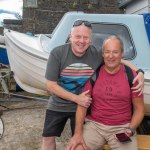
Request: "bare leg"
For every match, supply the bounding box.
[42,137,56,150]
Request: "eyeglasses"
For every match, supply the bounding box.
[73,20,92,29]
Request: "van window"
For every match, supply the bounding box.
[91,23,135,60]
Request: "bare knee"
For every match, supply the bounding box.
[42,137,56,150]
[42,136,55,144]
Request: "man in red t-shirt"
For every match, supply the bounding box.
[67,35,144,150]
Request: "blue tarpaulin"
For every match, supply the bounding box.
[0,47,9,64]
[142,13,150,43]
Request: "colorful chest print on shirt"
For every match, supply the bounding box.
[59,63,94,94]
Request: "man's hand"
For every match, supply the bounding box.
[75,90,92,108]
[125,128,133,137]
[66,134,87,150]
[132,72,144,95]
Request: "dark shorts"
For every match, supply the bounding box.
[42,109,76,137]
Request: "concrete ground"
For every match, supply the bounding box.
[0,93,71,150]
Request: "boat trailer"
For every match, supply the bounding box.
[0,63,11,95]
[0,63,48,102]
[0,63,48,140]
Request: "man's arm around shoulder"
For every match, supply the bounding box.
[121,59,144,95]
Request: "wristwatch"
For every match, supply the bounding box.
[136,69,144,74]
[129,127,136,136]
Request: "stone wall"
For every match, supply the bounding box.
[1,0,122,34]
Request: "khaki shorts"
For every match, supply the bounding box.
[83,120,138,150]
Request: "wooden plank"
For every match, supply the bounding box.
[137,135,150,150]
[103,135,150,150]
[103,144,110,150]
[144,104,150,116]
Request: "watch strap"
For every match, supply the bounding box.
[136,69,144,74]
[129,127,135,136]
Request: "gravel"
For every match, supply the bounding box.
[0,94,71,150]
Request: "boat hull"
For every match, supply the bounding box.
[4,31,49,95]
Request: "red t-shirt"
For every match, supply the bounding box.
[83,64,143,126]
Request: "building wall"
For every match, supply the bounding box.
[1,0,122,34]
[121,0,150,14]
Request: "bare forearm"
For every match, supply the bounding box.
[129,99,144,129]
[121,59,144,95]
[47,80,77,103]
[130,110,144,129]
[66,106,87,150]
[75,105,87,135]
[46,80,92,107]
[121,59,137,71]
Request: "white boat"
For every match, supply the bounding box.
[3,31,49,95]
[2,12,150,105]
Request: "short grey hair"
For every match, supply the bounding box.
[102,35,124,53]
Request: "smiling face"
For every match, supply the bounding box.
[69,25,92,57]
[102,36,124,73]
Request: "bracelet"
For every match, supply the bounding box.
[136,69,144,74]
